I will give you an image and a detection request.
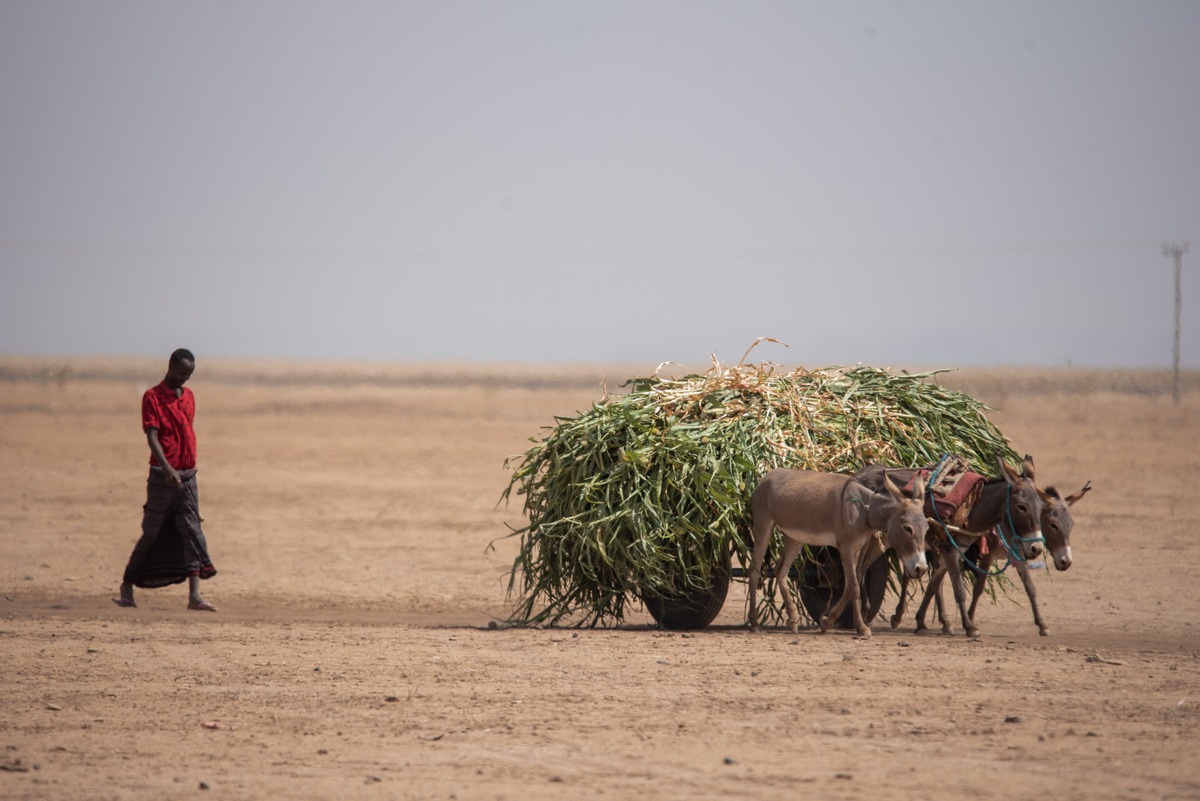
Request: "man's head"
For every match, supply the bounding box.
[166,348,195,388]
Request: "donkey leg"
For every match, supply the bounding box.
[966,550,995,626]
[890,573,909,629]
[928,549,953,634]
[943,549,978,637]
[774,538,806,634]
[829,547,870,637]
[914,560,947,635]
[747,517,774,632]
[1013,562,1050,636]
[933,582,953,635]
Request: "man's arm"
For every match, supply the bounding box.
[146,428,182,486]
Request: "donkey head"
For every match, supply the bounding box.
[998,455,1045,560]
[882,471,929,579]
[1038,481,1092,570]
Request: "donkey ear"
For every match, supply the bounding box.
[1021,454,1037,482]
[1065,481,1092,506]
[909,470,926,500]
[882,471,906,502]
[997,456,1020,485]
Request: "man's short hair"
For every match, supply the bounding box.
[169,348,196,366]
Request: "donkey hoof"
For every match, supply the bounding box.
[1039,628,1051,637]
[966,628,981,638]
[889,615,902,630]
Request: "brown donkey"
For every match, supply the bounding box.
[748,469,928,637]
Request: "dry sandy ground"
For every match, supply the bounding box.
[2,357,1199,801]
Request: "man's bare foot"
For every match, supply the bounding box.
[113,583,136,608]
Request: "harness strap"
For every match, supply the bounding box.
[994,483,1046,563]
[934,520,1009,577]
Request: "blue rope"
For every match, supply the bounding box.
[925,454,950,493]
[939,521,1009,577]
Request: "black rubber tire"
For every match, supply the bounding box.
[795,547,890,629]
[641,556,731,631]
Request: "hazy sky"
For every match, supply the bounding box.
[2,2,1197,368]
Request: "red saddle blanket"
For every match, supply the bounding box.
[906,467,986,525]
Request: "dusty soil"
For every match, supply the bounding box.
[2,357,1198,801]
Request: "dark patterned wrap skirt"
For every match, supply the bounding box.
[122,467,217,589]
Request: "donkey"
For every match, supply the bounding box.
[856,456,1044,637]
[747,469,928,637]
[956,477,1092,636]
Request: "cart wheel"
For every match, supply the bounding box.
[795,547,889,629]
[641,556,731,631]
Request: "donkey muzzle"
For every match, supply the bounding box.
[1053,546,1073,571]
[903,552,928,578]
[1022,532,1044,560]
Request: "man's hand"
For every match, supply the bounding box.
[146,428,182,486]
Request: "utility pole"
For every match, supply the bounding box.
[1162,241,1189,405]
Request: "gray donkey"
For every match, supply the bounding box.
[748,469,928,637]
[955,474,1092,635]
[856,456,1045,637]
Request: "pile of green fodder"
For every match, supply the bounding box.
[500,360,1017,627]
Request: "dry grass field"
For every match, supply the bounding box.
[1,356,1198,801]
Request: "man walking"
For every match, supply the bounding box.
[114,348,218,611]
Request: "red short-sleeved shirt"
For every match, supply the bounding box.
[142,382,197,469]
